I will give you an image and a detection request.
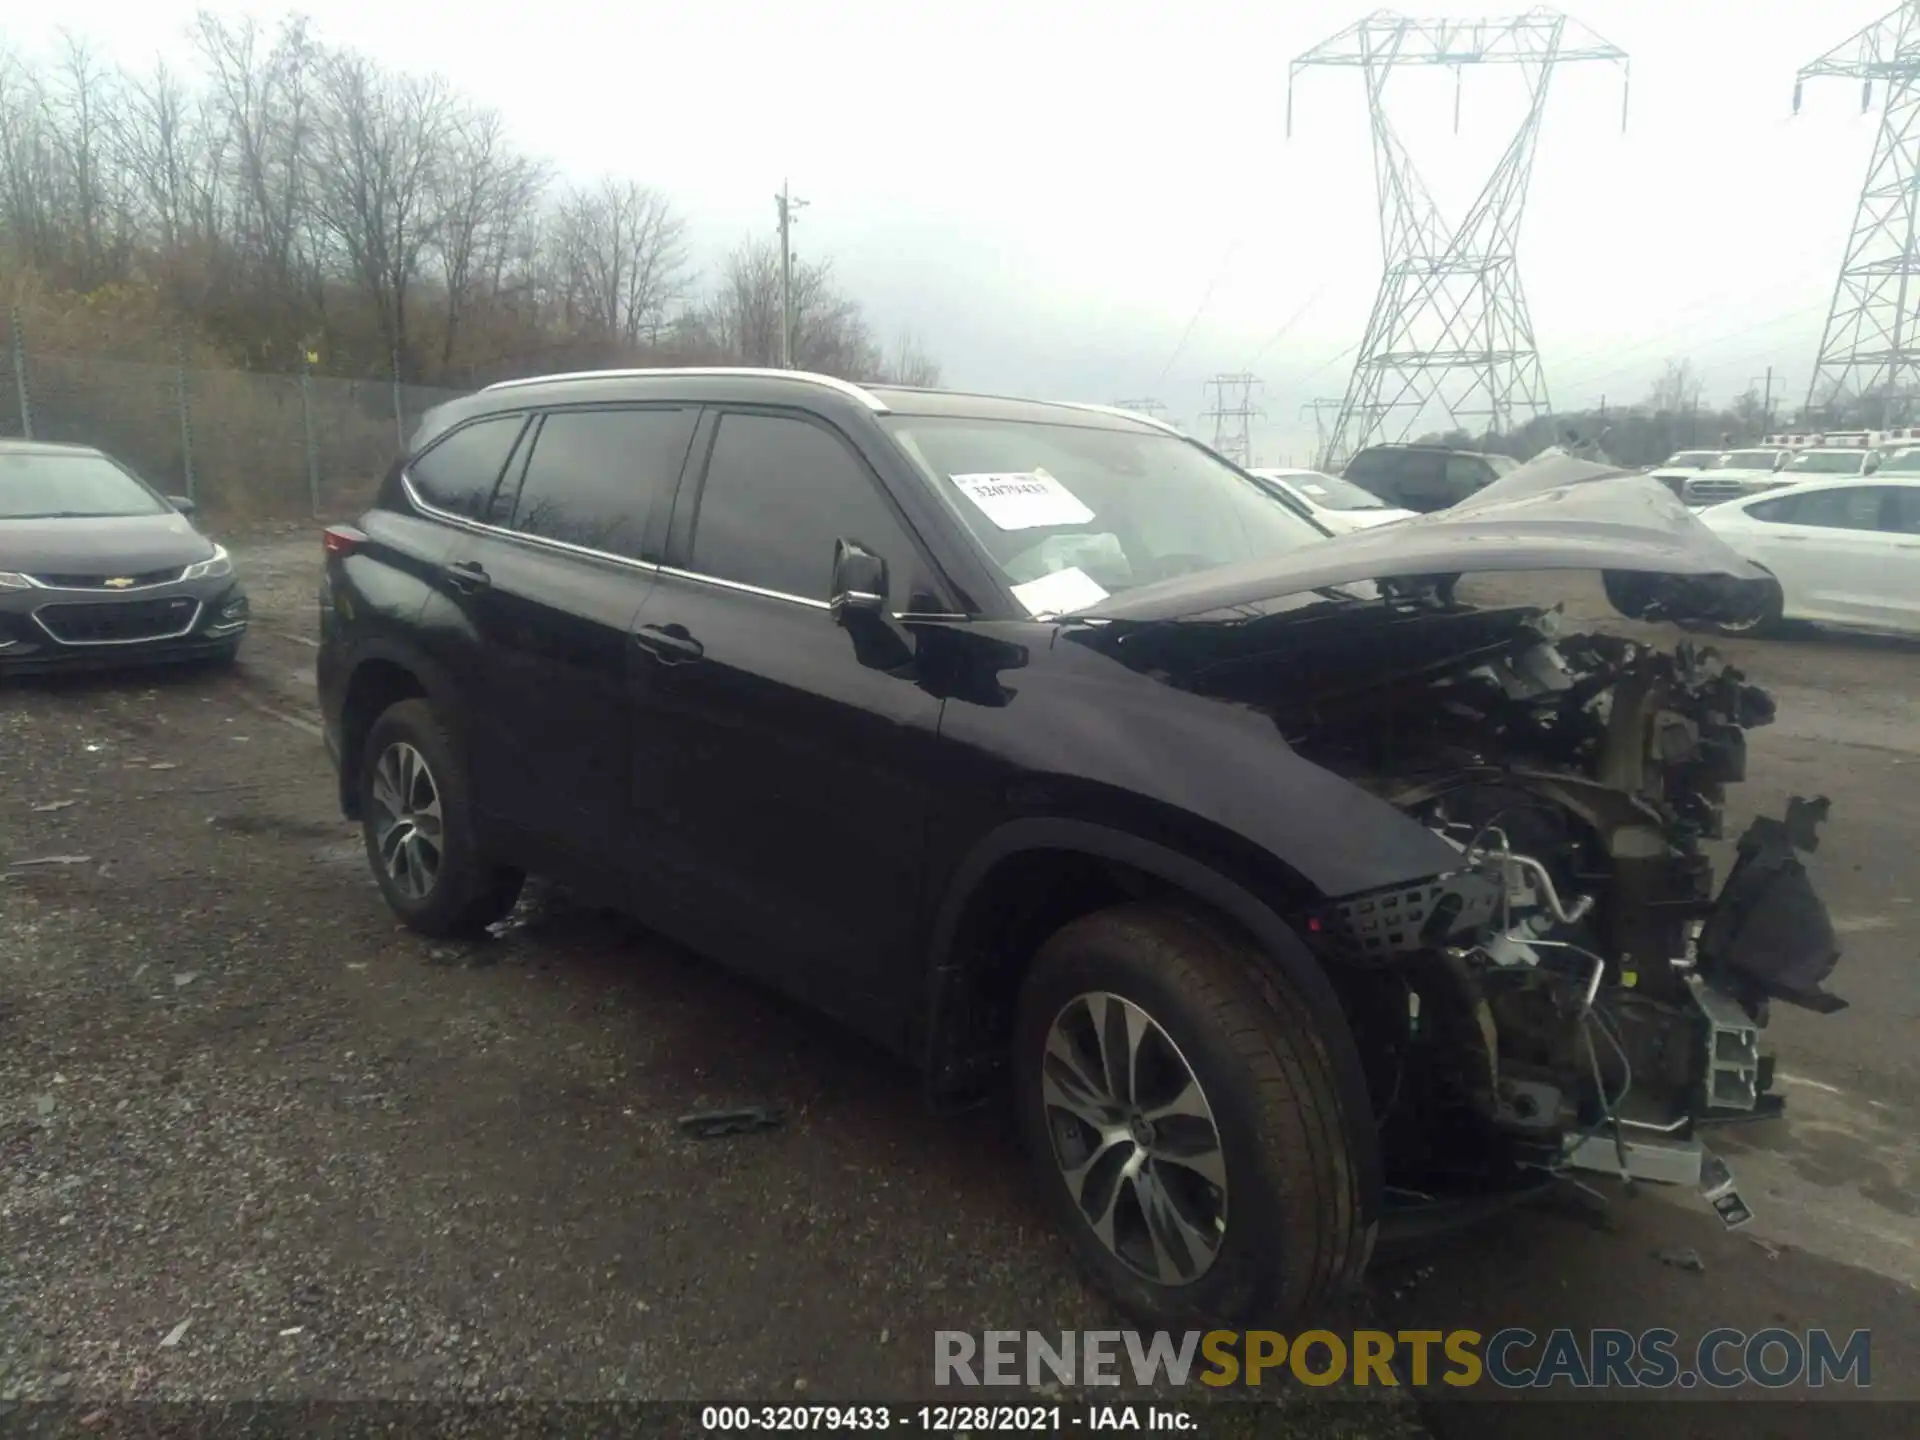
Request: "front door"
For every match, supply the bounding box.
[1744,485,1901,628]
[625,408,948,1027]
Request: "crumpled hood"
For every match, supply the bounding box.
[1085,469,1765,623]
[0,513,213,574]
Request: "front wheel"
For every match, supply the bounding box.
[358,698,523,937]
[1013,905,1370,1328]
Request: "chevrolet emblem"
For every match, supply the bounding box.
[103,577,136,589]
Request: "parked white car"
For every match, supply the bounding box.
[1248,467,1417,534]
[1679,447,1792,508]
[1693,475,1920,636]
[1646,448,1723,497]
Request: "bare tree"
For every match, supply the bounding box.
[308,46,455,374]
[0,44,58,269]
[550,177,688,346]
[432,103,547,365]
[879,331,941,387]
[1647,358,1702,414]
[705,234,882,379]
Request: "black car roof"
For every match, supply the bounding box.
[414,368,1170,453]
[1351,442,1496,459]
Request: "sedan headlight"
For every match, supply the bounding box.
[181,545,232,581]
[0,572,31,591]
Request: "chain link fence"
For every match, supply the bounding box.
[0,310,469,523]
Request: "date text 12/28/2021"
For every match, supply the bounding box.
[699,1405,1195,1431]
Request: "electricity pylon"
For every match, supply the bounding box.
[1290,10,1629,468]
[1202,374,1263,465]
[1798,2,1920,425]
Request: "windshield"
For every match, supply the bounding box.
[1662,451,1716,469]
[1264,471,1388,510]
[1879,448,1920,473]
[1486,454,1520,475]
[0,450,167,519]
[1716,450,1781,470]
[882,416,1328,605]
[1785,450,1868,475]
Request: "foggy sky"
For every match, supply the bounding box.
[13,0,1871,461]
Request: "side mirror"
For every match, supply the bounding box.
[829,539,889,622]
[1865,453,1881,473]
[168,494,197,516]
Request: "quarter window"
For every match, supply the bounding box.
[1777,486,1889,532]
[687,412,920,604]
[408,415,526,521]
[510,407,695,561]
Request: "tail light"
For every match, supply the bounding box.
[322,525,366,558]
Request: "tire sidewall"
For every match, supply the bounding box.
[1014,921,1322,1327]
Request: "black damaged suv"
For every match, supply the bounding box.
[318,370,1842,1325]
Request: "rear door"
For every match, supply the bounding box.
[625,407,949,1024]
[1741,485,1901,626]
[443,404,697,871]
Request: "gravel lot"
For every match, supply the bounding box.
[3,531,1915,1438]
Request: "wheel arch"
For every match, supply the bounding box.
[919,817,1382,1223]
[333,640,463,819]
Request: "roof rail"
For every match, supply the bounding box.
[1055,401,1187,436]
[480,365,890,413]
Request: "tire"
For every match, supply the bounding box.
[1709,575,1785,639]
[358,697,523,937]
[1013,903,1368,1328]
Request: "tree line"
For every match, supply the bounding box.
[0,14,940,388]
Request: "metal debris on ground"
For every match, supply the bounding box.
[1655,1246,1706,1273]
[7,855,94,868]
[678,1105,787,1139]
[30,800,77,813]
[158,1319,191,1348]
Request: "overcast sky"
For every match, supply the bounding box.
[12,1,1878,461]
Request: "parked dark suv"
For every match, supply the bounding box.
[1343,442,1518,513]
[318,369,1842,1327]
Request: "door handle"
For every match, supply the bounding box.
[443,559,491,593]
[633,623,704,665]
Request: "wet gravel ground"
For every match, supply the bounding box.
[2,535,1915,1438]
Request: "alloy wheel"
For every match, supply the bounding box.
[369,741,443,900]
[1041,991,1229,1286]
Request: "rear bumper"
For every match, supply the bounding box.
[0,579,248,674]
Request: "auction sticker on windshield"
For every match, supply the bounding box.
[1010,566,1109,618]
[951,469,1095,530]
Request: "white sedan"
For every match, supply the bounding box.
[1694,475,1920,636]
[1248,468,1417,534]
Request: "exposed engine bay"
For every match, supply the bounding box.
[1129,594,1846,1227]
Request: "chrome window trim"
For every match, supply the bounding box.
[399,472,662,575]
[657,564,830,611]
[481,366,890,414]
[33,598,204,647]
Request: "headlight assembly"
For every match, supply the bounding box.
[181,545,232,581]
[0,572,31,591]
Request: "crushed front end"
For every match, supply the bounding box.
[1191,599,1843,1227]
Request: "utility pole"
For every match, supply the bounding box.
[1202,373,1263,466]
[1302,398,1344,472]
[776,180,809,369]
[1751,367,1775,433]
[1798,3,1920,425]
[1290,11,1630,468]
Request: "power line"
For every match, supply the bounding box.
[1156,238,1244,388]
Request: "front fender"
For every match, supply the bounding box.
[923,817,1383,1228]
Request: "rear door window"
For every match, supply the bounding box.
[1781,486,1891,532]
[408,415,528,521]
[509,407,697,562]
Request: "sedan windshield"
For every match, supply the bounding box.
[0,450,167,519]
[1716,451,1782,470]
[1879,447,1920,473]
[1662,451,1717,468]
[1271,471,1390,511]
[882,416,1328,599]
[1785,450,1868,475]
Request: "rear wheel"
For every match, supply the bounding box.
[359,698,523,937]
[1013,904,1369,1327]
